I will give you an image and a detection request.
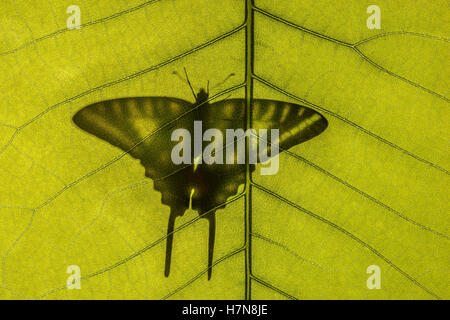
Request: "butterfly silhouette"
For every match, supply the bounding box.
[72,71,328,280]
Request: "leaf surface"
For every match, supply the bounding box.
[0,0,448,299]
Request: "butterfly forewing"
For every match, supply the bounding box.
[73,97,193,178]
[206,98,328,157]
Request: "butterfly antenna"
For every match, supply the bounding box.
[184,67,197,100]
[206,212,216,280]
[211,73,235,90]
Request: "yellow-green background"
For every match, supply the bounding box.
[0,0,448,299]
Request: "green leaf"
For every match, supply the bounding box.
[0,0,448,299]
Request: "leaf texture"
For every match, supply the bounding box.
[0,0,448,299]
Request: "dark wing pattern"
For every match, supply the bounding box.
[206,99,328,155]
[73,96,327,279]
[72,96,193,178]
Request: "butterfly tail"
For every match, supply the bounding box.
[164,210,178,277]
[206,212,216,280]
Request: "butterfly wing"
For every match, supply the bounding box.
[73,96,328,279]
[191,98,328,212]
[203,98,328,158]
[73,97,193,176]
[73,96,327,209]
[73,96,199,212]
[189,98,327,278]
[73,96,204,278]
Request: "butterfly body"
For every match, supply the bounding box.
[73,87,327,280]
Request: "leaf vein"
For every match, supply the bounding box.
[252,182,441,300]
[161,246,246,300]
[250,275,298,300]
[0,0,162,58]
[254,6,449,102]
[251,232,326,270]
[0,23,246,158]
[33,194,245,300]
[253,74,449,175]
